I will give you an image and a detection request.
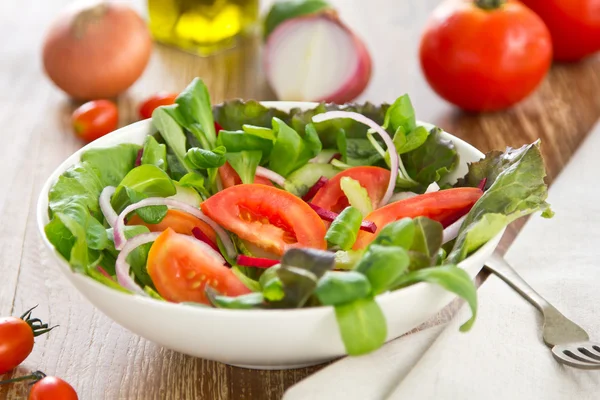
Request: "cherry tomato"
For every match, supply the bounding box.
[218,162,275,188]
[29,375,78,400]
[139,92,178,120]
[71,100,118,142]
[201,184,327,255]
[147,228,251,303]
[419,0,552,112]
[353,188,483,249]
[311,167,390,213]
[127,209,217,243]
[0,317,34,374]
[520,0,600,62]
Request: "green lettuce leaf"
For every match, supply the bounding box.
[185,146,226,169]
[334,296,387,356]
[80,144,140,187]
[213,100,290,131]
[268,118,321,176]
[174,78,217,149]
[141,135,167,171]
[225,150,262,184]
[315,271,371,306]
[448,141,552,263]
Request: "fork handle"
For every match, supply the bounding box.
[484,252,552,313]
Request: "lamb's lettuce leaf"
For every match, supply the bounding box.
[141,135,167,171]
[174,78,217,149]
[225,150,262,184]
[185,146,226,169]
[334,296,387,356]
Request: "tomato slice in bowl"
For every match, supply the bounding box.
[353,187,483,249]
[219,162,274,188]
[128,209,216,243]
[201,184,327,255]
[311,166,391,213]
[147,228,251,304]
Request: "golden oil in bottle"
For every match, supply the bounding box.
[148,0,259,55]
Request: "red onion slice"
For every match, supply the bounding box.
[478,178,487,191]
[255,166,286,187]
[113,198,236,260]
[100,186,118,228]
[442,215,467,244]
[237,255,280,268]
[308,202,377,233]
[192,227,219,253]
[312,111,398,206]
[116,232,161,295]
[302,176,328,201]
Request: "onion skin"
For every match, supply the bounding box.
[42,2,152,100]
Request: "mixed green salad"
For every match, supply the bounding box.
[45,78,552,355]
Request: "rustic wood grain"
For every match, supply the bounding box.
[1,0,599,399]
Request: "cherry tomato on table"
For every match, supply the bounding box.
[71,100,118,142]
[201,184,327,255]
[29,374,78,400]
[0,307,55,374]
[353,187,483,249]
[147,228,251,304]
[139,92,178,120]
[419,0,552,112]
[520,0,600,62]
[311,166,390,213]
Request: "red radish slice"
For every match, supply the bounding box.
[192,227,219,253]
[265,13,372,103]
[116,232,161,295]
[113,197,236,260]
[135,149,143,166]
[308,202,377,233]
[255,166,286,187]
[97,266,113,279]
[478,178,487,191]
[100,186,118,227]
[302,176,329,201]
[237,255,280,268]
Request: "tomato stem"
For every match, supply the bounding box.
[475,0,505,10]
[0,371,46,385]
[19,305,59,337]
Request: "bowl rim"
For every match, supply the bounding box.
[36,101,501,318]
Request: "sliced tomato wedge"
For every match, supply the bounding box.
[127,209,216,243]
[353,187,483,249]
[219,162,274,188]
[311,166,391,213]
[201,184,327,255]
[147,228,251,304]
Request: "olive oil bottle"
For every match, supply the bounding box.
[148,0,259,55]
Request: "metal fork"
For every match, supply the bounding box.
[485,252,600,369]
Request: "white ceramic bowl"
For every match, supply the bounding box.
[37,102,502,369]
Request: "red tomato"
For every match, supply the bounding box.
[147,228,251,304]
[520,0,600,62]
[139,92,178,120]
[71,100,118,142]
[201,184,327,255]
[353,188,483,249]
[218,162,275,188]
[127,209,217,243]
[311,167,390,213]
[29,376,78,400]
[0,317,34,374]
[419,0,552,112]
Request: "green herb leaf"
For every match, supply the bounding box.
[369,218,415,249]
[110,164,176,214]
[402,127,459,187]
[392,125,429,155]
[141,135,168,171]
[392,265,477,331]
[124,188,168,224]
[335,297,387,356]
[355,245,410,294]
[325,206,363,250]
[269,118,322,176]
[232,266,262,292]
[178,172,210,198]
[383,94,416,133]
[175,77,217,148]
[185,146,226,169]
[217,130,274,156]
[152,106,193,175]
[315,271,371,306]
[448,141,552,262]
[225,150,262,184]
[411,217,443,258]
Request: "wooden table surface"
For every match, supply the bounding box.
[1,0,599,399]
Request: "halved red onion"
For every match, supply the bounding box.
[255,166,286,187]
[312,111,398,206]
[442,215,467,244]
[116,232,161,295]
[100,186,118,227]
[113,198,236,260]
[308,202,377,233]
[302,176,328,201]
[237,255,280,268]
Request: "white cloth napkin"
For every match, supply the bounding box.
[285,120,600,400]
